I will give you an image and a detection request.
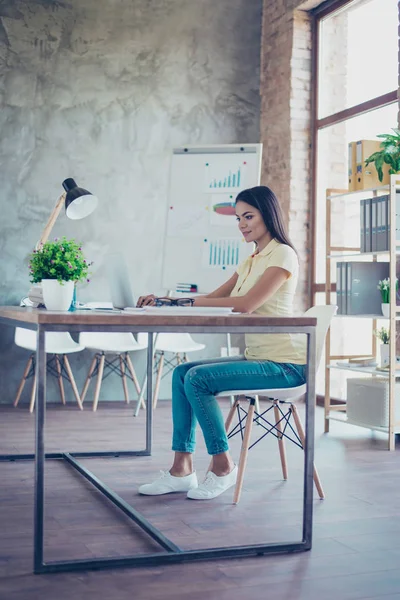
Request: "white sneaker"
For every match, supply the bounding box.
[138,470,198,495]
[187,465,238,500]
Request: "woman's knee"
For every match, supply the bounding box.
[183,366,209,396]
[172,362,192,387]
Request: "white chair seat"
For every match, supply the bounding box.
[15,328,84,354]
[218,384,306,400]
[137,332,205,353]
[79,332,147,353]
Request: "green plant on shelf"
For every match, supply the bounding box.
[365,129,400,183]
[374,326,390,344]
[377,277,398,304]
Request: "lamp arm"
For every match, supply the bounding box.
[36,192,66,249]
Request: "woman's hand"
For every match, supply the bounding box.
[136,294,157,307]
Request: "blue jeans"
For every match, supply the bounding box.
[171,356,306,456]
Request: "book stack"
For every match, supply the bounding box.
[28,284,44,307]
[176,283,198,293]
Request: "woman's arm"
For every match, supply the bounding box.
[137,273,239,307]
[193,267,289,313]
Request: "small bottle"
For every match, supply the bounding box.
[69,283,77,311]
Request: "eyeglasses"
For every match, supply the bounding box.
[154,297,194,307]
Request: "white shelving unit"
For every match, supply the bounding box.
[325,175,400,450]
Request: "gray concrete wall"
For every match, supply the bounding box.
[0,0,261,404]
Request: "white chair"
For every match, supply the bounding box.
[135,332,206,413]
[216,305,337,504]
[79,332,147,411]
[13,327,84,413]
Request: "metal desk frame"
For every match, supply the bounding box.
[0,310,316,574]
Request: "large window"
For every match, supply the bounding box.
[318,0,398,120]
[312,0,399,399]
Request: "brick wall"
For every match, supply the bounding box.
[260,0,316,312]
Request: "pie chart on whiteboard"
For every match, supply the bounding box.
[212,202,236,216]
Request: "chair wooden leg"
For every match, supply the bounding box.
[63,355,83,410]
[176,353,182,365]
[274,401,288,480]
[254,394,260,415]
[81,355,97,403]
[14,355,33,407]
[120,354,130,404]
[233,399,256,505]
[291,403,325,499]
[92,353,105,412]
[29,369,37,414]
[183,353,189,363]
[126,354,141,395]
[225,398,240,432]
[55,355,66,405]
[153,352,164,409]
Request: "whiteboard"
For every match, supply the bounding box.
[162,144,263,293]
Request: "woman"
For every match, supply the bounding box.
[137,186,307,500]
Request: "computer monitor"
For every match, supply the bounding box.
[106,253,136,309]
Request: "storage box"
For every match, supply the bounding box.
[346,377,400,429]
[355,140,390,190]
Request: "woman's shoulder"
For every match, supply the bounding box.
[270,241,298,261]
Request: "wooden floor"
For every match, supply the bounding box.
[1,399,400,600]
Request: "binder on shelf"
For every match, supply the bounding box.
[371,197,378,252]
[336,263,342,314]
[364,197,372,252]
[377,195,389,251]
[348,142,356,192]
[355,140,390,190]
[342,262,348,314]
[360,198,366,252]
[346,262,389,315]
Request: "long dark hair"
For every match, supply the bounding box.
[235,186,296,252]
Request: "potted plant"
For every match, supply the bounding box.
[365,129,400,182]
[375,326,390,367]
[29,237,92,311]
[377,278,398,318]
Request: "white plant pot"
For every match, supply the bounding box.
[381,303,390,318]
[41,279,74,311]
[380,343,390,367]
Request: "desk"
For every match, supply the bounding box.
[0,307,317,574]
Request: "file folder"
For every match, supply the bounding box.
[371,197,378,252]
[364,197,372,252]
[377,195,389,251]
[336,263,342,314]
[348,142,356,192]
[360,199,365,253]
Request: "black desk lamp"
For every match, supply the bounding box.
[37,178,98,247]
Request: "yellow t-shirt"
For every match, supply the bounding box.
[230,238,306,364]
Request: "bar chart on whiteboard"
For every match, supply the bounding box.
[205,160,247,193]
[203,238,241,269]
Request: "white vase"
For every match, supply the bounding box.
[41,279,74,311]
[381,303,390,318]
[380,343,390,367]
